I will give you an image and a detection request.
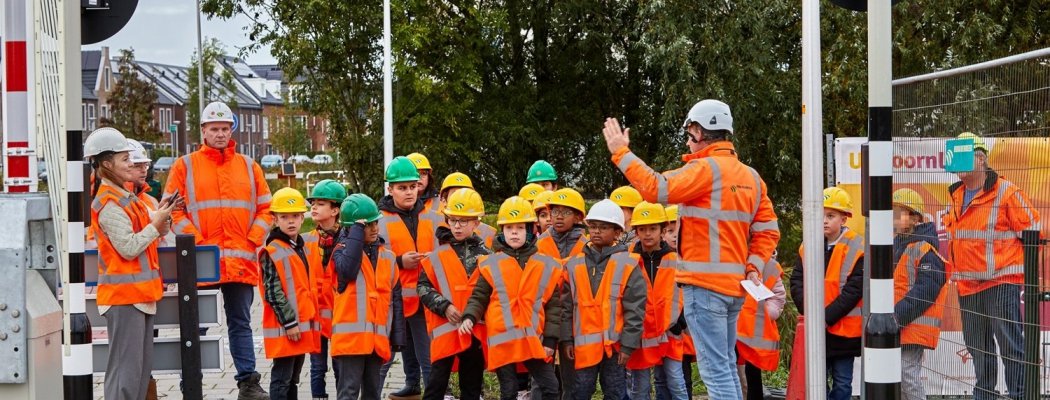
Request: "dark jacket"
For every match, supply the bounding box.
[332,222,406,348]
[260,227,310,329]
[632,241,686,335]
[378,195,426,268]
[417,226,491,316]
[462,236,563,349]
[893,222,947,331]
[790,229,864,358]
[562,242,648,356]
[550,225,587,259]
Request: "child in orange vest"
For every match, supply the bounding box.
[735,256,785,400]
[789,187,864,400]
[891,189,947,400]
[258,188,322,398]
[460,196,563,400]
[304,179,348,399]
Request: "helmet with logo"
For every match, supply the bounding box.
[957,132,989,154]
[526,160,558,183]
[271,187,309,213]
[308,179,348,203]
[631,201,667,226]
[407,152,432,170]
[497,196,537,225]
[682,99,734,133]
[892,188,924,216]
[823,187,853,217]
[341,193,382,225]
[665,205,679,221]
[532,190,554,211]
[548,188,586,215]
[201,101,235,125]
[386,156,421,183]
[441,172,474,192]
[443,188,485,218]
[519,183,546,201]
[610,186,643,208]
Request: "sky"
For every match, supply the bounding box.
[83,0,277,67]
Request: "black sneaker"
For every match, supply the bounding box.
[388,386,422,400]
[237,372,270,400]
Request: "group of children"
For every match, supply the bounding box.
[257,154,948,400]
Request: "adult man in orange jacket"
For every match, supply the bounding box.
[602,99,779,400]
[163,101,273,399]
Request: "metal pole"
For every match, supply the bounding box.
[863,0,901,398]
[382,0,393,171]
[196,0,205,121]
[176,235,203,400]
[1021,230,1041,400]
[800,0,827,397]
[2,0,34,193]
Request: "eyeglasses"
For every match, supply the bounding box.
[587,223,617,233]
[447,218,478,227]
[551,208,576,217]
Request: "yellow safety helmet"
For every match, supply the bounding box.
[665,205,679,221]
[892,188,924,216]
[519,183,546,201]
[548,188,586,215]
[631,202,667,226]
[271,187,309,213]
[957,132,989,154]
[497,196,537,225]
[823,187,853,216]
[532,190,554,211]
[610,186,643,208]
[441,172,474,192]
[443,188,485,217]
[407,152,432,170]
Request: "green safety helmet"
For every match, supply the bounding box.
[386,156,421,183]
[307,179,348,203]
[340,193,382,225]
[526,160,557,183]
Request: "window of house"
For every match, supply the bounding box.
[100,105,108,120]
[87,104,97,130]
[262,115,269,139]
[104,67,111,91]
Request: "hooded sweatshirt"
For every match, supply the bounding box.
[892,222,947,331]
[550,224,587,258]
[417,226,491,316]
[563,242,648,356]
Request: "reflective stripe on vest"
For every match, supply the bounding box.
[97,255,159,284]
[567,254,629,348]
[485,253,537,347]
[427,245,465,345]
[950,181,1027,282]
[332,250,398,336]
[739,260,781,352]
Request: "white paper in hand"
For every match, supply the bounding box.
[740,280,775,302]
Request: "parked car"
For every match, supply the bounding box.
[287,154,312,164]
[153,157,176,173]
[311,154,333,164]
[260,154,284,168]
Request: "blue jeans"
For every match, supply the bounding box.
[683,286,744,400]
[631,358,688,400]
[201,283,257,382]
[312,337,341,398]
[380,312,431,389]
[827,356,854,400]
[959,283,1025,400]
[574,355,626,400]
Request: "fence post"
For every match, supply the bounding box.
[1021,229,1041,400]
[176,234,203,400]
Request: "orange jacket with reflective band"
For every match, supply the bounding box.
[477,252,563,370]
[476,223,497,249]
[92,181,163,306]
[163,142,273,286]
[378,209,442,316]
[626,253,683,370]
[736,259,783,371]
[257,239,322,359]
[611,144,779,298]
[421,245,483,361]
[536,230,587,264]
[894,241,949,349]
[800,229,865,338]
[330,247,400,361]
[85,182,157,245]
[565,252,639,369]
[943,173,1040,296]
[302,231,334,337]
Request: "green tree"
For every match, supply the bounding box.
[265,107,310,158]
[187,38,240,140]
[104,48,160,142]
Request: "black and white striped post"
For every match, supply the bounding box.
[864,0,901,398]
[62,129,93,400]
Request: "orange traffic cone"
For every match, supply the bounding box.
[786,316,806,400]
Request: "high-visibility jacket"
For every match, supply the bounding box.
[258,240,322,359]
[894,241,949,349]
[736,259,783,371]
[378,209,443,316]
[476,223,497,249]
[421,245,482,361]
[800,229,865,338]
[163,141,273,286]
[476,252,563,370]
[85,181,157,246]
[943,172,1040,296]
[626,253,683,370]
[91,181,163,306]
[536,229,587,263]
[564,252,640,369]
[302,231,334,337]
[330,247,401,361]
[612,143,779,298]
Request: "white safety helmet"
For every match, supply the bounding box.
[585,199,626,230]
[201,101,235,125]
[84,127,133,160]
[126,139,151,164]
[682,99,734,134]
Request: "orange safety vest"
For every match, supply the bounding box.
[736,259,783,371]
[257,239,322,359]
[330,247,400,361]
[163,141,274,286]
[564,251,639,369]
[536,230,587,263]
[800,229,865,338]
[476,223,497,249]
[378,208,442,316]
[944,175,1040,296]
[477,252,563,370]
[421,245,483,361]
[91,181,163,306]
[302,231,334,337]
[612,143,780,298]
[894,241,949,349]
[627,253,683,370]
